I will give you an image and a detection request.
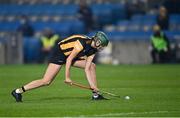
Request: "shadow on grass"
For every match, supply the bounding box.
[26,96,91,102]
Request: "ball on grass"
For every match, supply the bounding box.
[125,96,130,100]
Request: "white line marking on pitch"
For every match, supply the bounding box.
[91,111,169,117]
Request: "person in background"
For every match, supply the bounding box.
[40,28,60,63]
[77,0,93,33]
[156,6,169,30]
[163,0,180,14]
[125,0,146,19]
[150,25,171,63]
[17,15,34,37]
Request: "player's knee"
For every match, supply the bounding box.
[41,79,52,86]
[91,63,96,70]
[84,63,96,73]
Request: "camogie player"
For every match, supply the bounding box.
[12,31,109,102]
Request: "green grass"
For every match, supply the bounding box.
[0,64,180,117]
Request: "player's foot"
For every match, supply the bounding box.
[92,94,108,100]
[11,90,22,102]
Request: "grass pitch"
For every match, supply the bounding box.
[0,64,180,117]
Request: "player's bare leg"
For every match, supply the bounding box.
[12,63,62,102]
[89,63,97,87]
[73,60,106,100]
[73,60,98,89]
[23,63,62,91]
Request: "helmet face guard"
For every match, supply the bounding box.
[93,36,102,47]
[93,37,104,51]
[94,31,109,47]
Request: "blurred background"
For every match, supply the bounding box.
[0,0,180,65]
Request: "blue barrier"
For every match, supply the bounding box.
[23,37,41,63]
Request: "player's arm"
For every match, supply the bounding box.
[65,40,84,83]
[85,54,98,91]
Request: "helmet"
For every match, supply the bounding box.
[94,31,109,47]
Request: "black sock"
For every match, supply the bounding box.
[22,86,26,92]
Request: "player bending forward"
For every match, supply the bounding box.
[12,31,109,102]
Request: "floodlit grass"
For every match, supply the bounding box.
[0,64,180,117]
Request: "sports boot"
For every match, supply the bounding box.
[11,90,22,102]
[92,94,108,100]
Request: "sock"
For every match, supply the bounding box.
[15,86,25,94]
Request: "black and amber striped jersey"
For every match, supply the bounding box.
[58,35,97,59]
